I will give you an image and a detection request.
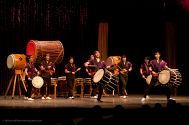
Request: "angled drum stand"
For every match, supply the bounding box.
[5,69,27,99]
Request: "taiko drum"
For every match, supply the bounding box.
[7,54,26,70]
[26,40,64,64]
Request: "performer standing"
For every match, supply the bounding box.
[140,56,151,99]
[141,51,175,103]
[118,54,132,98]
[65,56,81,99]
[24,55,39,101]
[39,53,55,100]
[88,50,107,102]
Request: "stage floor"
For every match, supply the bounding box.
[0,94,189,108]
[0,94,189,125]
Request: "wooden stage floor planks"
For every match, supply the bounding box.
[0,94,189,125]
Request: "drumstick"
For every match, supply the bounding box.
[87,65,98,67]
[51,49,64,64]
[75,67,81,73]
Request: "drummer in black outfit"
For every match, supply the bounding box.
[140,56,151,99]
[39,53,55,100]
[24,55,39,101]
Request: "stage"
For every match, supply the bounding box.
[0,94,189,125]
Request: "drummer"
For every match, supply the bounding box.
[141,51,175,103]
[39,53,55,100]
[23,55,39,101]
[118,54,132,98]
[88,50,107,102]
[140,56,151,99]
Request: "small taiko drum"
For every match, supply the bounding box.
[58,76,66,81]
[75,78,84,86]
[106,56,121,66]
[84,78,92,84]
[51,78,58,85]
[146,75,152,85]
[57,76,67,94]
[93,69,118,91]
[158,69,182,87]
[7,54,26,69]
[32,76,44,88]
[26,40,64,64]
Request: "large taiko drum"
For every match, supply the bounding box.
[106,56,121,66]
[93,69,118,91]
[26,40,64,64]
[158,69,182,87]
[7,54,26,69]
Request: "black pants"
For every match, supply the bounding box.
[67,78,75,97]
[91,82,98,96]
[41,77,51,97]
[143,76,171,99]
[24,76,33,98]
[97,83,104,101]
[119,74,128,96]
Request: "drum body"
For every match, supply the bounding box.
[58,76,66,81]
[106,56,121,66]
[26,40,64,64]
[51,78,58,85]
[7,54,26,69]
[32,76,44,88]
[75,78,84,86]
[93,69,118,91]
[158,69,182,87]
[57,76,67,96]
[84,78,92,84]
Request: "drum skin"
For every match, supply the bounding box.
[146,75,152,85]
[93,69,104,83]
[7,54,26,69]
[32,76,44,88]
[158,70,171,85]
[26,40,64,64]
[158,69,182,87]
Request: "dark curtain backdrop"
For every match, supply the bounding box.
[0,0,96,94]
[0,0,188,95]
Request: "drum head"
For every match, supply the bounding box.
[32,76,44,88]
[146,75,152,85]
[7,54,15,69]
[93,69,104,83]
[26,40,37,61]
[58,76,66,81]
[158,70,171,84]
[106,57,114,66]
